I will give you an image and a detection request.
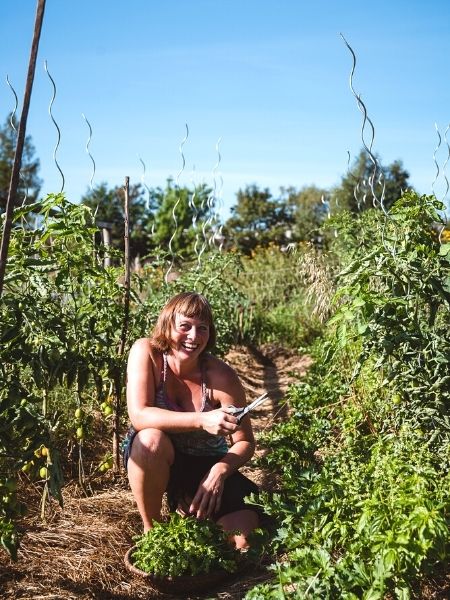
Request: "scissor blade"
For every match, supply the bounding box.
[239,392,269,419]
[246,392,269,412]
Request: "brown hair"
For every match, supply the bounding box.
[150,292,216,353]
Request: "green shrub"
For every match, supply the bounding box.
[247,193,450,598]
[233,244,326,348]
[131,513,240,577]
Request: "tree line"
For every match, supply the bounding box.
[0,115,412,258]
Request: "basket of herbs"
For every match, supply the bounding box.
[124,513,245,594]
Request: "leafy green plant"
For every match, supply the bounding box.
[246,193,450,599]
[131,513,240,577]
[1,192,137,554]
[0,368,62,558]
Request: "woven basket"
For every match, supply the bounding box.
[124,546,244,595]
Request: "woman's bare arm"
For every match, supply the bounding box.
[211,360,256,472]
[189,359,256,518]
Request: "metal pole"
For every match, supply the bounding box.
[0,0,46,297]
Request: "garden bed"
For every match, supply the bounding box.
[0,345,305,600]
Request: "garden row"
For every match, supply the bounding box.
[0,190,315,558]
[246,192,450,599]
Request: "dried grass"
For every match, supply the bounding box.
[298,246,336,323]
[2,474,273,600]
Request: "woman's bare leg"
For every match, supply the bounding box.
[217,509,259,550]
[127,428,175,532]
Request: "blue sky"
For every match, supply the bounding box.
[2,0,450,217]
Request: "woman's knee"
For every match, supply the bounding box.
[130,428,175,466]
[217,509,259,550]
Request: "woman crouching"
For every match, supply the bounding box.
[123,291,260,549]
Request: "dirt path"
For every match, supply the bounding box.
[1,345,310,600]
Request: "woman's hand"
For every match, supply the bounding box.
[189,465,226,519]
[200,408,239,436]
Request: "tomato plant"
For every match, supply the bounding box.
[248,192,450,599]
[1,193,247,558]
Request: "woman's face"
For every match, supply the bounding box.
[170,313,210,358]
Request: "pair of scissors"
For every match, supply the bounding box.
[225,392,270,424]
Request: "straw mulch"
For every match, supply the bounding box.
[2,345,309,600]
[2,480,273,600]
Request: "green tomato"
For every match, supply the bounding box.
[5,479,17,492]
[74,408,84,420]
[76,427,85,440]
[103,405,113,417]
[21,461,33,474]
[39,467,48,479]
[392,393,402,405]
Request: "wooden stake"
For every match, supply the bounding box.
[0,0,46,297]
[118,176,131,356]
[112,176,131,471]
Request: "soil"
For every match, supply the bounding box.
[1,344,311,600]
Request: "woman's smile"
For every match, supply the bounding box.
[171,314,209,355]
